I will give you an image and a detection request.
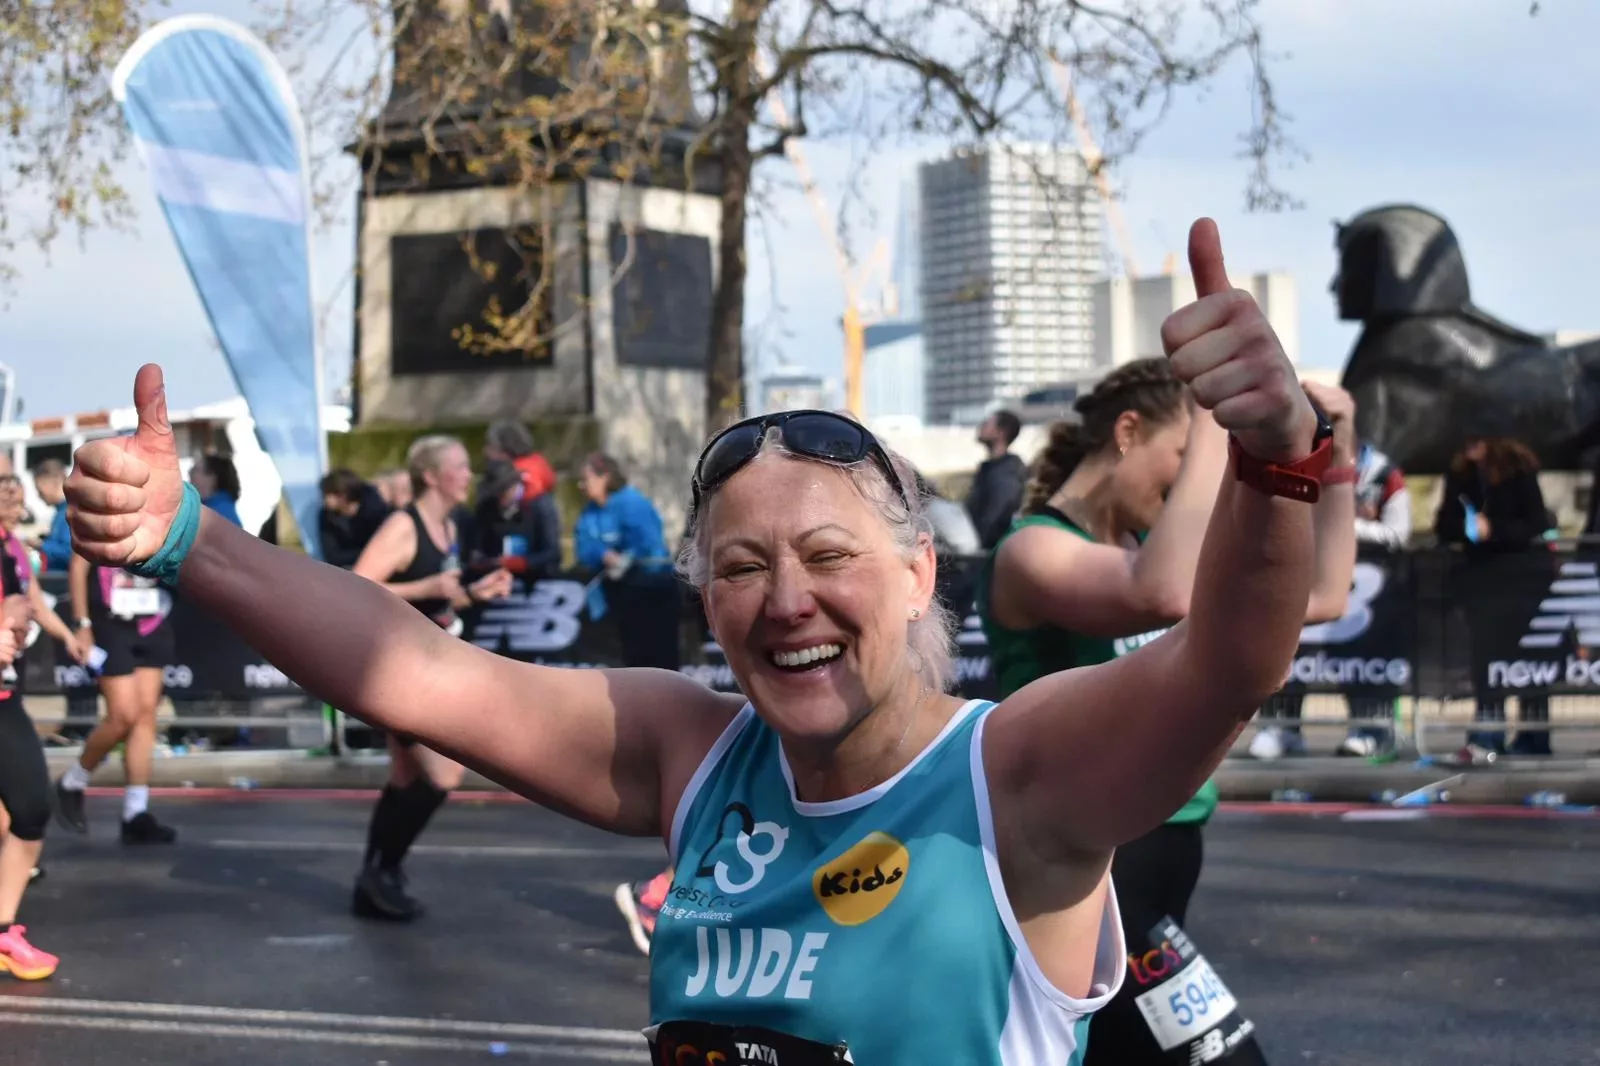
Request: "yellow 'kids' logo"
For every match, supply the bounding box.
[812,831,909,926]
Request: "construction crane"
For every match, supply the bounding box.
[758,64,891,417]
[1048,57,1147,279]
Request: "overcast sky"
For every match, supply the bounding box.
[1,0,1594,417]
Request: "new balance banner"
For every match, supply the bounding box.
[23,547,1600,703]
[1281,548,1415,696]
[113,16,328,559]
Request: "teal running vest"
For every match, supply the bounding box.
[649,699,1125,1065]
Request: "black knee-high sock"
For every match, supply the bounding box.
[363,784,405,868]
[377,779,449,871]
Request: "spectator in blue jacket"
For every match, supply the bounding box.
[190,454,243,527]
[574,453,670,576]
[29,459,72,571]
[574,453,679,671]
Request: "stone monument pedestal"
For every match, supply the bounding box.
[355,174,719,536]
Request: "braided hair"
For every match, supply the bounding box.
[1023,358,1188,513]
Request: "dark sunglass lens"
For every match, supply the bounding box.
[697,424,762,487]
[782,413,867,461]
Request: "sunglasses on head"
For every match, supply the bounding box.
[689,410,910,522]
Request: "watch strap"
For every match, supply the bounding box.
[1229,434,1334,503]
[1321,465,1359,486]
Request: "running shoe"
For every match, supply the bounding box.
[352,865,425,922]
[52,780,88,834]
[614,872,671,956]
[1337,735,1379,758]
[0,926,58,981]
[120,812,177,845]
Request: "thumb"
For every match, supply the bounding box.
[131,363,176,458]
[1188,217,1231,298]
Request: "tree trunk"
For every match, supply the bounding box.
[703,7,763,436]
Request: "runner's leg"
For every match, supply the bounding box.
[353,737,460,920]
[54,670,141,833]
[119,665,174,843]
[0,694,58,979]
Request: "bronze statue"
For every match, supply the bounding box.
[1335,204,1600,474]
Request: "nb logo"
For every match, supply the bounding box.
[695,803,788,895]
[1190,1028,1227,1065]
[1300,561,1385,645]
[471,580,585,654]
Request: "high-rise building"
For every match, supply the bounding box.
[917,143,1102,424]
[862,322,924,426]
[759,364,834,414]
[1092,272,1300,369]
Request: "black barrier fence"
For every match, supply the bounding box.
[20,545,1600,710]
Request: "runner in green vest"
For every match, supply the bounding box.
[978,357,1359,1065]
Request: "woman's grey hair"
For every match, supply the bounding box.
[676,427,956,695]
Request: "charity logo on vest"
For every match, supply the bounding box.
[694,803,790,895]
[812,831,909,927]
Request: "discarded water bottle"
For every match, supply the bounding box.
[1526,790,1566,808]
[1271,788,1313,803]
[229,776,257,792]
[1375,789,1401,804]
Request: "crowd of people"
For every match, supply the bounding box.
[0,218,1579,1066]
[48,219,1335,1064]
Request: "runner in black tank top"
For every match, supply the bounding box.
[348,436,512,921]
[979,362,1360,1065]
[0,473,83,979]
[55,551,180,844]
[390,505,458,628]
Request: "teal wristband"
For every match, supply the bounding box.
[126,481,202,588]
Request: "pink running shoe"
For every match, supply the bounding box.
[613,871,672,956]
[0,925,57,981]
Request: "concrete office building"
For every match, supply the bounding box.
[759,364,834,414]
[862,322,925,427]
[918,143,1102,424]
[1092,271,1300,368]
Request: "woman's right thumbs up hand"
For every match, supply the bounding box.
[66,363,186,567]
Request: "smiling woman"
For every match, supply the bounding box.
[63,218,1323,1066]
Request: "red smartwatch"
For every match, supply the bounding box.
[1228,399,1336,504]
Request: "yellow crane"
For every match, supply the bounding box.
[759,65,891,417]
[1047,56,1151,279]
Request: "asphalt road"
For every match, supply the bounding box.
[1,793,1595,1066]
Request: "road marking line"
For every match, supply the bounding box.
[202,839,664,859]
[0,1012,648,1060]
[1218,802,1599,819]
[77,787,534,803]
[0,995,644,1044]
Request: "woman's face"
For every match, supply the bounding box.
[1465,439,1488,464]
[189,461,217,497]
[0,481,24,531]
[581,464,609,505]
[1110,407,1191,532]
[423,444,474,506]
[699,452,936,745]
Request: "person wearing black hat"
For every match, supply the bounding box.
[470,460,562,581]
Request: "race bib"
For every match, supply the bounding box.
[1125,918,1264,1065]
[645,1020,853,1065]
[110,586,161,618]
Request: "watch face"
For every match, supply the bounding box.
[1304,391,1335,442]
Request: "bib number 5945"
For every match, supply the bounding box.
[1133,955,1239,1051]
